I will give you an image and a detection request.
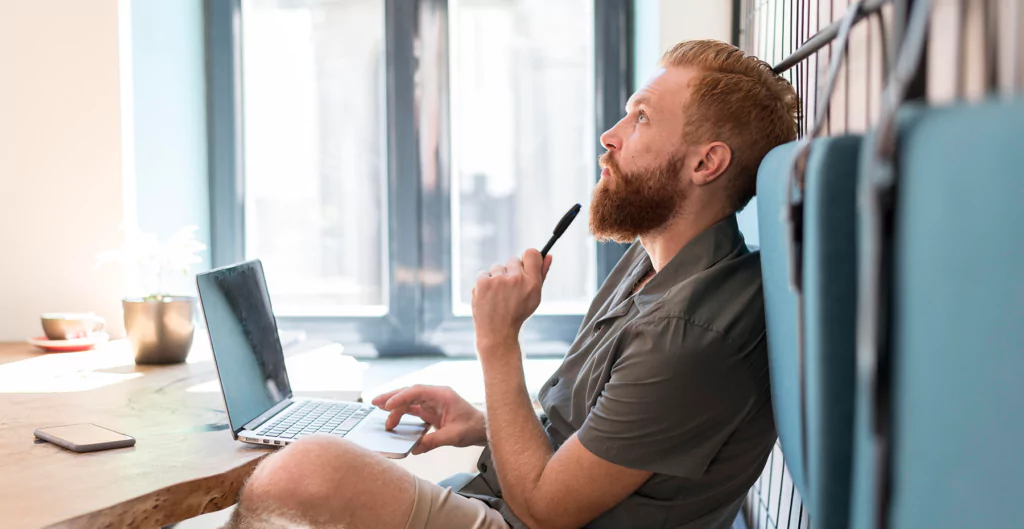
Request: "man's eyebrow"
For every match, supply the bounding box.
[625,95,652,112]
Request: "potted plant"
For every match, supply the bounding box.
[96,226,207,364]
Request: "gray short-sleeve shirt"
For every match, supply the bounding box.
[465,215,776,529]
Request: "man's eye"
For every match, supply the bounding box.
[638,111,648,123]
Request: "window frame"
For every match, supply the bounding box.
[205,0,632,356]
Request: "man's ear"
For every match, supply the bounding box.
[691,142,732,186]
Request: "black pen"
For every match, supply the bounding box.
[540,204,582,258]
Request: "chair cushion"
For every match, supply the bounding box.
[756,142,808,500]
[757,137,862,524]
[888,97,1024,528]
[803,135,861,529]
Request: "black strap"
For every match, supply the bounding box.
[1011,0,1022,92]
[983,0,999,92]
[860,2,932,527]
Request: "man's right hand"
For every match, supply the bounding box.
[371,385,487,455]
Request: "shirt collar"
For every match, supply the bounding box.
[632,214,747,311]
[596,214,747,324]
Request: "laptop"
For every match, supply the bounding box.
[196,259,428,458]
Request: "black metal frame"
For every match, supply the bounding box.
[766,0,926,100]
[204,0,632,355]
[772,0,891,74]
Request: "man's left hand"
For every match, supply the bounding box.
[472,249,552,355]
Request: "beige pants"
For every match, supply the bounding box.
[405,476,510,529]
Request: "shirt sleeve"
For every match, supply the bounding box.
[576,316,763,479]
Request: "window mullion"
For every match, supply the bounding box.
[594,0,633,282]
[383,0,427,351]
[206,0,246,269]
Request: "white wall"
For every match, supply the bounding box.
[634,0,734,85]
[658,0,733,53]
[0,0,127,340]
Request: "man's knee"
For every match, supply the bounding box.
[231,435,436,529]
[239,435,376,518]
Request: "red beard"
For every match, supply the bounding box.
[589,153,687,243]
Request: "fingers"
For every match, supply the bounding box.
[505,256,524,276]
[411,435,435,455]
[411,428,462,455]
[488,263,506,277]
[385,402,440,428]
[377,385,442,429]
[473,269,489,300]
[385,406,426,430]
[382,385,438,411]
[412,436,437,455]
[385,402,433,430]
[386,408,407,431]
[522,249,544,282]
[371,387,407,408]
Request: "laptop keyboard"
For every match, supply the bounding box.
[255,402,375,440]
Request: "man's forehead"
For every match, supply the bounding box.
[627,66,696,110]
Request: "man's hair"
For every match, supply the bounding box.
[660,40,800,211]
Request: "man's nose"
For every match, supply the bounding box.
[600,122,622,152]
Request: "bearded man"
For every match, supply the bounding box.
[227,39,799,529]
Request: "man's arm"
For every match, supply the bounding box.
[471,250,653,528]
[480,341,653,529]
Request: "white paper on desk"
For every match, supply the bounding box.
[365,359,562,406]
[186,343,365,401]
[285,344,364,391]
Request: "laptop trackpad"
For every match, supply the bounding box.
[346,409,428,457]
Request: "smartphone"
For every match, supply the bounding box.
[34,423,136,453]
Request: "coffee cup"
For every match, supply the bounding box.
[40,313,106,340]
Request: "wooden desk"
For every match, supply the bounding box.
[0,337,365,528]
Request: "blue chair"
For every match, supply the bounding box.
[757,136,861,528]
[801,135,860,529]
[852,98,1024,529]
[757,142,809,501]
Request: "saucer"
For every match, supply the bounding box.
[27,333,110,353]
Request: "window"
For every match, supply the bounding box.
[241,0,388,316]
[207,0,632,354]
[450,0,598,315]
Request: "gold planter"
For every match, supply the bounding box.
[123,297,196,365]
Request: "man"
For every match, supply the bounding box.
[228,40,799,529]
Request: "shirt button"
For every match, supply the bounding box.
[478,461,488,473]
[550,377,559,387]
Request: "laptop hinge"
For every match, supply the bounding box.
[241,398,294,434]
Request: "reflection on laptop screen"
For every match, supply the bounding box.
[197,260,292,433]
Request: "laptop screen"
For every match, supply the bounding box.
[196,260,292,434]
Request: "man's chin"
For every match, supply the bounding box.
[589,223,639,244]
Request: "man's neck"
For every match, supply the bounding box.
[639,209,731,272]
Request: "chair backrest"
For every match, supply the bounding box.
[880,98,1024,528]
[757,142,808,501]
[802,135,860,529]
[757,137,861,526]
